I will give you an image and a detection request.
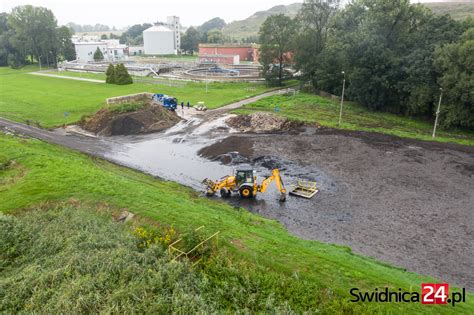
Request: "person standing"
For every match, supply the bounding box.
[181,102,184,109]
[187,101,190,109]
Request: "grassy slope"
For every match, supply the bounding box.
[1,133,473,313]
[221,1,472,40]
[222,3,302,39]
[0,67,269,128]
[424,2,474,20]
[233,93,474,146]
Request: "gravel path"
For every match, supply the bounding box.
[29,72,105,83]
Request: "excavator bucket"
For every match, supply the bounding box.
[289,180,319,199]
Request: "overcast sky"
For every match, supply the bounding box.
[0,0,461,29]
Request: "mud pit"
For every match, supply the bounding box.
[200,128,474,290]
[69,108,473,291]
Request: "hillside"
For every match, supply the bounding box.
[423,1,474,20]
[222,3,302,39]
[221,1,473,40]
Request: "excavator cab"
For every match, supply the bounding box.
[235,167,255,186]
[235,166,256,198]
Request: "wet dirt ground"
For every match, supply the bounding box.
[101,110,474,290]
[199,128,474,291]
[1,111,473,290]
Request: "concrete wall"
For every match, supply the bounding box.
[144,28,175,55]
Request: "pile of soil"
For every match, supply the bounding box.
[80,102,181,136]
[226,112,302,133]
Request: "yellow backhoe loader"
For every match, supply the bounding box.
[202,165,287,202]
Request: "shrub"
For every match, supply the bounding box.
[93,47,104,61]
[0,154,10,170]
[114,63,133,85]
[105,63,116,84]
[0,205,217,313]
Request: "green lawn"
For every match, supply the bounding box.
[1,133,472,313]
[0,66,270,128]
[233,93,474,146]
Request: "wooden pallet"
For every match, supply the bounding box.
[289,180,319,199]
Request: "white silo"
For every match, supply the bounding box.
[143,25,175,55]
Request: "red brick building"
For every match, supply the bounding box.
[199,54,240,65]
[198,43,260,63]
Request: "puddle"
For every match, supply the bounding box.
[103,117,338,224]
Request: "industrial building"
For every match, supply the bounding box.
[143,16,181,55]
[72,38,127,62]
[199,54,240,65]
[198,44,260,64]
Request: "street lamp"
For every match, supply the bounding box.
[338,71,346,126]
[432,88,443,138]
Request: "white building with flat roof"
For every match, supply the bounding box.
[73,39,127,62]
[143,16,181,55]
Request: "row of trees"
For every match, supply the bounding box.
[66,22,114,33]
[0,6,75,68]
[119,23,152,46]
[259,0,473,129]
[181,18,227,53]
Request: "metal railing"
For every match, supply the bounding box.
[168,226,219,266]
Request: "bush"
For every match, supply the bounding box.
[93,47,104,61]
[114,63,133,85]
[0,154,10,170]
[105,63,116,84]
[0,205,217,313]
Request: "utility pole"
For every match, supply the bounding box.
[338,71,346,126]
[432,88,443,138]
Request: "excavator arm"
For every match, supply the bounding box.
[203,176,236,196]
[258,169,287,202]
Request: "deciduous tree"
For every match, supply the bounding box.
[259,14,296,86]
[435,27,474,129]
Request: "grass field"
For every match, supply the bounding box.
[0,66,270,128]
[233,93,474,146]
[1,133,473,313]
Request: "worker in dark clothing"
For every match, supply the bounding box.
[181,102,184,109]
[187,102,190,109]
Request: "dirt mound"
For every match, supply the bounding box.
[226,112,302,133]
[80,102,181,136]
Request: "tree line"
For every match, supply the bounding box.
[66,22,115,33]
[0,5,76,68]
[259,0,474,129]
